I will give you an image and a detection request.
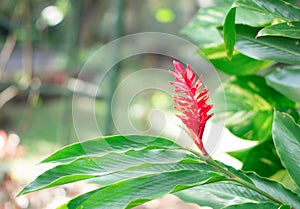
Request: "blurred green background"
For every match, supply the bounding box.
[0,0,201,155]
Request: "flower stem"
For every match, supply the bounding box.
[187,148,284,205]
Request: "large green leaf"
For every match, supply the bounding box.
[229,140,284,177]
[234,24,300,65]
[222,202,283,209]
[257,21,300,39]
[234,0,300,21]
[266,66,300,102]
[273,111,300,190]
[213,76,297,141]
[59,170,225,209]
[201,45,273,75]
[20,134,300,208]
[176,183,270,209]
[41,135,180,164]
[18,148,201,195]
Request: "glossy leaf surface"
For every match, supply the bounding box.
[273,112,300,190]
[266,66,300,102]
[257,21,300,39]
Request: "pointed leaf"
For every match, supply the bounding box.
[42,135,180,164]
[18,148,199,195]
[257,21,300,39]
[273,111,300,190]
[224,7,236,58]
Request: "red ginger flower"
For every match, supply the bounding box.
[169,60,213,156]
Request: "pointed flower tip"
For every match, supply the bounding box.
[172,60,185,73]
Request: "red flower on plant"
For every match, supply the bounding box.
[169,60,213,156]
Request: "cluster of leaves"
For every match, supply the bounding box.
[18,0,300,208]
[183,0,300,179]
[17,133,300,208]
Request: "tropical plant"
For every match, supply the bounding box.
[18,0,300,208]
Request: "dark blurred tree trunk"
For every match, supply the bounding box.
[104,0,125,135]
[62,0,83,144]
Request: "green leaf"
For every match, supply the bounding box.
[62,170,225,209]
[257,21,300,39]
[234,0,300,21]
[232,140,284,177]
[234,24,300,65]
[279,205,293,209]
[176,182,270,209]
[89,160,217,187]
[245,172,300,208]
[228,147,251,162]
[266,66,300,102]
[271,170,300,194]
[41,135,180,164]
[222,202,280,209]
[235,7,274,27]
[221,0,300,60]
[273,111,300,190]
[224,7,236,58]
[189,159,300,208]
[213,76,297,141]
[201,44,273,75]
[18,148,200,195]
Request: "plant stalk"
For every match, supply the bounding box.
[187,148,284,205]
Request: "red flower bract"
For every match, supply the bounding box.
[169,60,213,156]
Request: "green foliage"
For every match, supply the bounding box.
[223,0,300,59]
[18,0,300,208]
[201,45,273,75]
[257,21,300,39]
[181,0,300,207]
[222,202,284,209]
[224,7,236,58]
[229,140,284,177]
[19,136,300,208]
[273,112,300,190]
[213,75,297,141]
[266,66,300,102]
[233,24,300,65]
